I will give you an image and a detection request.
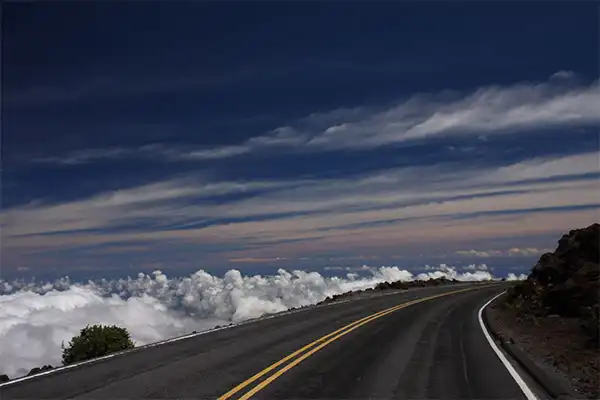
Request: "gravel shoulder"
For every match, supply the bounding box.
[487,301,599,399]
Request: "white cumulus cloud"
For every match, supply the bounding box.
[415,264,493,281]
[462,264,490,271]
[506,273,528,281]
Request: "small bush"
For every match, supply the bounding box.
[61,324,135,365]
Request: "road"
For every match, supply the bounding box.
[0,284,533,399]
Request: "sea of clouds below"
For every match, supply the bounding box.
[0,265,526,378]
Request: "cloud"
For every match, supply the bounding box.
[2,150,599,266]
[487,152,600,184]
[34,74,600,165]
[506,273,528,281]
[324,265,374,272]
[0,264,501,378]
[550,70,575,80]
[414,264,493,281]
[461,264,490,271]
[1,176,308,238]
[507,247,549,256]
[455,247,553,258]
[174,145,252,160]
[0,286,199,379]
[33,147,130,165]
[305,78,598,148]
[456,250,495,258]
[32,143,253,165]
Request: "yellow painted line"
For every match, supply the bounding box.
[217,297,423,400]
[218,286,483,400]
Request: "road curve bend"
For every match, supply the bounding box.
[0,284,535,399]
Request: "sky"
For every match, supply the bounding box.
[1,2,599,281]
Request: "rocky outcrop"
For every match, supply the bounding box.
[374,277,459,291]
[26,365,54,377]
[0,364,54,383]
[505,223,600,343]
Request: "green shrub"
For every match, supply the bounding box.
[61,324,135,365]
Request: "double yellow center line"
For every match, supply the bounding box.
[218,286,481,400]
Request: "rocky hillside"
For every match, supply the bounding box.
[504,223,599,343]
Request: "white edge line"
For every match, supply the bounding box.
[478,291,539,400]
[0,282,486,388]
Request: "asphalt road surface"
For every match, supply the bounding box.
[0,283,533,399]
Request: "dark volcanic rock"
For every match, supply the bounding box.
[494,224,599,398]
[374,277,454,291]
[505,223,600,343]
[26,365,53,377]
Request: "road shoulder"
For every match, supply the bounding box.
[483,293,592,399]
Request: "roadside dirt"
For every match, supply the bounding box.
[488,303,599,399]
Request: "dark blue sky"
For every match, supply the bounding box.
[2,2,598,281]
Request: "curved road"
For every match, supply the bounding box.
[0,284,534,399]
